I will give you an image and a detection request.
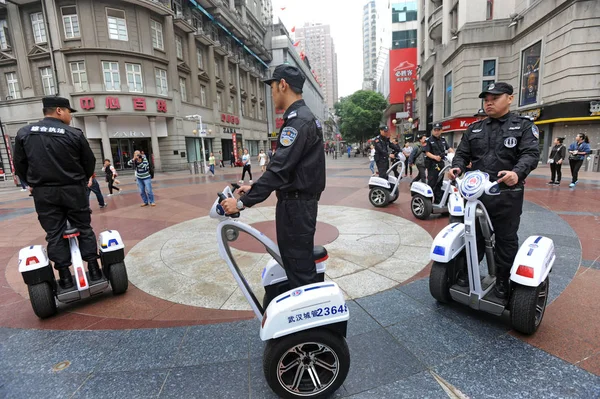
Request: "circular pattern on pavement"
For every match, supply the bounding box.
[125,205,433,310]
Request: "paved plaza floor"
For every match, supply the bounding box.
[0,156,599,398]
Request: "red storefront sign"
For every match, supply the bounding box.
[221,113,240,124]
[232,133,238,161]
[404,91,413,119]
[389,48,417,104]
[80,97,95,110]
[105,97,120,110]
[133,97,147,111]
[441,117,478,132]
[156,100,167,113]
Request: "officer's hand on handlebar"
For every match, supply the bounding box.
[448,168,462,180]
[238,184,252,195]
[497,170,519,186]
[389,154,395,159]
[220,197,240,215]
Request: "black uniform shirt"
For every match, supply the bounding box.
[452,112,540,186]
[373,135,390,162]
[14,117,96,187]
[241,99,326,207]
[424,135,449,164]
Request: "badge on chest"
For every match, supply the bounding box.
[504,137,517,148]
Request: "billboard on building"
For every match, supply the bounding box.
[389,48,417,105]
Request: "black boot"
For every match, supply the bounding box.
[493,277,509,299]
[58,268,74,289]
[456,269,469,287]
[87,259,103,281]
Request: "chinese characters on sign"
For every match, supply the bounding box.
[156,100,167,113]
[389,48,417,105]
[221,113,240,124]
[287,304,348,324]
[105,97,120,110]
[78,97,167,112]
[133,97,147,111]
[80,97,95,110]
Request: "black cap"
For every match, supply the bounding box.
[379,125,388,131]
[263,64,305,91]
[479,82,513,98]
[474,108,487,117]
[42,96,77,112]
[432,122,442,130]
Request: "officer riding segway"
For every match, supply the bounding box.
[424,123,450,205]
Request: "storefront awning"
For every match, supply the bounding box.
[441,117,477,133]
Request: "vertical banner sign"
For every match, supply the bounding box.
[232,133,238,162]
[3,134,18,186]
[389,48,417,105]
[520,41,542,106]
[404,91,413,119]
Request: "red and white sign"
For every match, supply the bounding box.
[441,117,478,132]
[232,133,238,161]
[389,48,417,104]
[404,91,413,119]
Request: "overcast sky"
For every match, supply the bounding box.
[272,0,365,99]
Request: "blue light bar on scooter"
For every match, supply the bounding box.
[433,245,446,256]
[454,206,462,212]
[108,239,118,247]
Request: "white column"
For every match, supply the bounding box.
[149,116,162,171]
[98,116,112,165]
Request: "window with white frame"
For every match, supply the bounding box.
[40,67,55,95]
[70,61,88,92]
[481,59,497,94]
[30,12,47,44]
[155,68,168,96]
[227,95,234,113]
[5,72,20,99]
[106,8,128,41]
[228,66,234,84]
[444,71,452,117]
[214,60,220,77]
[200,85,207,106]
[125,63,143,92]
[486,0,494,20]
[61,6,80,39]
[151,20,164,50]
[0,20,9,50]
[179,77,187,102]
[216,91,222,111]
[197,48,204,69]
[102,61,121,91]
[176,35,183,59]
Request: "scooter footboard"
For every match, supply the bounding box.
[260,282,349,341]
[430,223,465,263]
[18,245,54,285]
[510,236,555,287]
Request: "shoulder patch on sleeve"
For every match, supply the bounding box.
[287,110,297,119]
[531,124,539,140]
[280,127,298,147]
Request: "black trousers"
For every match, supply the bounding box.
[569,159,584,183]
[550,162,562,183]
[376,159,389,180]
[476,190,524,282]
[276,198,319,289]
[427,163,444,203]
[32,184,98,270]
[242,164,253,180]
[412,165,427,184]
[404,158,413,175]
[107,177,120,194]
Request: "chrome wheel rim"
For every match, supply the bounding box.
[370,189,386,206]
[277,342,339,396]
[535,279,548,326]
[412,197,425,216]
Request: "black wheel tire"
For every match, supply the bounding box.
[449,215,463,224]
[28,282,57,319]
[369,187,390,208]
[411,194,432,220]
[510,277,549,335]
[429,261,453,303]
[263,328,350,399]
[109,262,129,295]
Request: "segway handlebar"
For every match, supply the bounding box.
[456,170,501,201]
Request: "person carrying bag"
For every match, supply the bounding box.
[547,137,566,185]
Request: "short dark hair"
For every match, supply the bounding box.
[43,107,57,115]
[289,85,303,95]
[556,137,564,144]
[104,159,111,163]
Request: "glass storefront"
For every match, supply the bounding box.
[185,137,212,162]
[110,138,150,170]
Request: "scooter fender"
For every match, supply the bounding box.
[368,176,390,189]
[430,223,465,263]
[98,230,125,252]
[510,236,555,287]
[410,181,433,198]
[18,245,54,286]
[262,258,326,287]
[260,282,349,341]
[448,191,464,216]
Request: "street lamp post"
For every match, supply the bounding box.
[186,114,207,174]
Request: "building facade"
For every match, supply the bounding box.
[417,0,600,170]
[266,23,327,150]
[362,0,377,90]
[295,23,338,112]
[0,0,273,177]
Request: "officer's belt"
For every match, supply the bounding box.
[276,191,321,200]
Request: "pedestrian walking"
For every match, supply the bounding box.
[259,149,268,172]
[239,148,253,183]
[208,152,216,176]
[568,133,591,188]
[547,137,566,185]
[409,135,427,184]
[369,144,376,175]
[402,141,413,176]
[104,159,121,195]
[87,173,107,209]
[129,150,155,206]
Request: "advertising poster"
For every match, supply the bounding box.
[520,41,542,106]
[389,48,417,105]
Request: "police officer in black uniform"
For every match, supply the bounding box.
[220,64,326,289]
[14,96,102,289]
[424,122,449,203]
[449,82,540,299]
[373,125,395,180]
[474,108,488,121]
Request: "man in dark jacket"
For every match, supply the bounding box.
[221,64,326,289]
[14,96,101,289]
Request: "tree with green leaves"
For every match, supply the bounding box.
[333,90,388,145]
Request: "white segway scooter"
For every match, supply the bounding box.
[428,171,555,334]
[410,153,464,220]
[368,155,405,208]
[18,221,128,319]
[211,185,350,399]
